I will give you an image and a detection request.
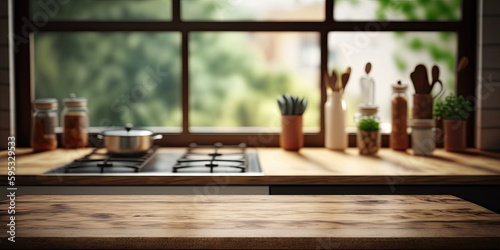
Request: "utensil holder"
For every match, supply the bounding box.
[413,94,433,119]
[280,115,303,151]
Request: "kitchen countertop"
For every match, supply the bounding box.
[2,148,500,185]
[2,195,500,249]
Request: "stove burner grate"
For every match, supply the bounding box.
[63,146,159,173]
[173,143,248,173]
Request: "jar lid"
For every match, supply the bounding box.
[34,98,58,109]
[357,104,378,115]
[392,81,408,93]
[408,119,435,127]
[63,93,87,107]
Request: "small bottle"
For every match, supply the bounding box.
[390,81,408,151]
[354,105,380,155]
[360,62,375,105]
[62,94,89,148]
[31,98,58,151]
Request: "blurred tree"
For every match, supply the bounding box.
[33,0,320,128]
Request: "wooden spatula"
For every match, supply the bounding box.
[341,67,351,92]
[331,70,339,91]
[414,64,430,94]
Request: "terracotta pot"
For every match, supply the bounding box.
[443,120,467,152]
[280,115,303,151]
[413,94,433,119]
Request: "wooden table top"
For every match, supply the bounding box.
[2,148,500,185]
[2,195,500,249]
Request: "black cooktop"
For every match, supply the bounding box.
[44,143,262,175]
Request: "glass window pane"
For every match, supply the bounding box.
[189,32,320,132]
[328,32,457,128]
[334,0,462,21]
[34,32,182,128]
[182,0,324,21]
[30,0,171,21]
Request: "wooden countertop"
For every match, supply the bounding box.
[2,195,500,249]
[2,148,500,185]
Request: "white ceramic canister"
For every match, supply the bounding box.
[325,91,347,150]
[409,119,435,156]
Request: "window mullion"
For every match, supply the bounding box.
[172,0,180,23]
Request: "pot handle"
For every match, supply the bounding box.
[152,135,163,140]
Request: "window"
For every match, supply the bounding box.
[15,0,476,147]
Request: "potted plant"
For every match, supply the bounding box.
[433,99,445,147]
[277,94,308,151]
[357,117,380,155]
[441,94,472,152]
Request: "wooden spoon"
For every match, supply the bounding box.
[457,57,469,73]
[430,65,444,97]
[341,67,351,92]
[410,71,419,93]
[331,70,339,91]
[414,64,430,94]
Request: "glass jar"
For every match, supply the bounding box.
[31,98,58,151]
[354,105,380,155]
[390,82,408,151]
[62,94,89,148]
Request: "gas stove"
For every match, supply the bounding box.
[44,143,262,176]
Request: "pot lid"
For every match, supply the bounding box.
[408,119,435,127]
[102,124,153,137]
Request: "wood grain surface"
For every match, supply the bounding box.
[1,195,500,249]
[2,148,500,185]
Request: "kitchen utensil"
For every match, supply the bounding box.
[410,71,419,93]
[430,65,444,98]
[331,70,339,91]
[414,64,430,94]
[98,123,163,154]
[457,57,469,73]
[324,71,332,91]
[341,67,351,91]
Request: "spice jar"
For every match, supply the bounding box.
[390,81,408,151]
[31,98,58,151]
[62,94,89,148]
[409,119,435,156]
[354,105,380,155]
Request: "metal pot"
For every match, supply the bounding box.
[98,124,162,154]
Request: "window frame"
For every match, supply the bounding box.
[14,0,477,147]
